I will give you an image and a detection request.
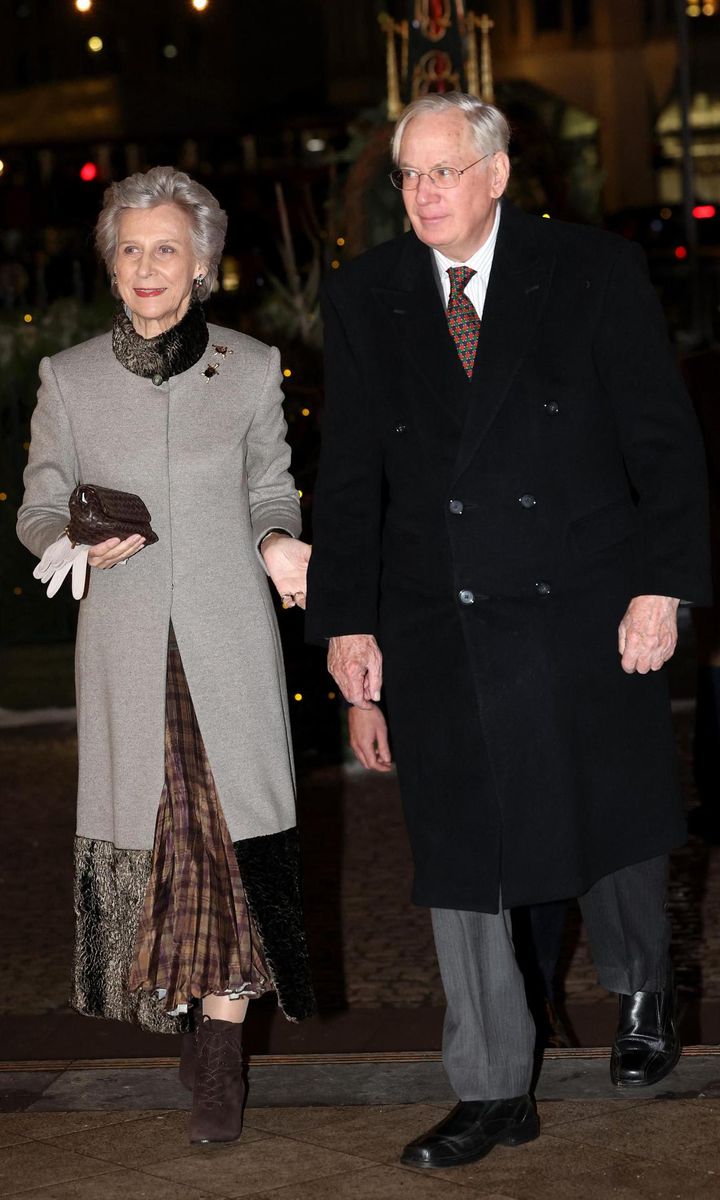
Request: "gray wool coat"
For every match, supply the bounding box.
[17,322,301,853]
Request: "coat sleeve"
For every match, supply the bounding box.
[247,344,302,557]
[305,281,384,644]
[16,355,80,559]
[593,241,712,605]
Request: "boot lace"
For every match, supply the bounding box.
[196,1029,242,1109]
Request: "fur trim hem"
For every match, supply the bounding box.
[233,827,317,1022]
[71,837,189,1034]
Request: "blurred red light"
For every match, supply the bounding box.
[674,246,688,260]
[80,162,98,182]
[693,205,716,219]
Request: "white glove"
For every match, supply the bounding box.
[33,534,90,600]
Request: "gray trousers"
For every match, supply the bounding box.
[431,856,670,1100]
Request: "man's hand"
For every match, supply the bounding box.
[618,595,680,674]
[328,633,383,709]
[348,702,393,772]
[261,533,311,610]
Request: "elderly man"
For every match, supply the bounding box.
[306,94,711,1169]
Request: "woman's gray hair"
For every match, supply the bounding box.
[391,93,510,164]
[95,166,228,302]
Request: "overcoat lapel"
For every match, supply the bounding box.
[451,204,555,483]
[372,237,473,426]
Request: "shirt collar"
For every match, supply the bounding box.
[433,200,502,283]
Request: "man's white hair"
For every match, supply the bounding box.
[391,93,511,164]
[95,165,227,302]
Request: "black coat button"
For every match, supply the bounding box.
[519,493,537,508]
[459,589,475,605]
[535,580,551,596]
[395,423,407,434]
[151,373,164,386]
[545,400,560,415]
[449,499,464,514]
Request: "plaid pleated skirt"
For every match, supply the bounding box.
[128,625,270,1012]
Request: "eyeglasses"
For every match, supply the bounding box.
[389,155,491,191]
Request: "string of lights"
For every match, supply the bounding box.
[72,0,210,61]
[73,0,211,9]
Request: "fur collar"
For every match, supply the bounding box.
[111,299,209,381]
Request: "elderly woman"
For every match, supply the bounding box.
[17,167,314,1145]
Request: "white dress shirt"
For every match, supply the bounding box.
[433,201,501,320]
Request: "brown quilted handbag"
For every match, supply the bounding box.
[67,484,159,547]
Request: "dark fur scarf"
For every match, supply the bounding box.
[112,298,209,381]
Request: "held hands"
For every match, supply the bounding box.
[348,702,393,772]
[328,633,383,709]
[617,595,680,674]
[260,532,311,610]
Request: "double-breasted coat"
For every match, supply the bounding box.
[18,319,315,1029]
[306,201,712,914]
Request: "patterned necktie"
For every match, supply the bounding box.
[446,265,480,379]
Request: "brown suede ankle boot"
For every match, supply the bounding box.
[189,1016,245,1145]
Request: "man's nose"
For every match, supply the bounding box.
[415,174,439,204]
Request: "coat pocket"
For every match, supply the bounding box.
[569,498,640,557]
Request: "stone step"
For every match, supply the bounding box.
[3,1048,720,1111]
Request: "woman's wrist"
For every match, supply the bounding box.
[259,529,291,549]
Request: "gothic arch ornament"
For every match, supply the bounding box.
[413,50,460,96]
[415,0,452,43]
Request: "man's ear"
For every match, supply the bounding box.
[490,153,511,200]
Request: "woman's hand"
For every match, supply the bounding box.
[88,535,145,569]
[348,702,393,772]
[261,533,311,609]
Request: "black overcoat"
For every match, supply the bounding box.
[306,201,712,913]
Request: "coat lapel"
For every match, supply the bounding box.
[451,203,555,482]
[372,236,473,426]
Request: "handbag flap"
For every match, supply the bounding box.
[76,485,152,525]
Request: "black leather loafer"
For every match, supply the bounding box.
[400,1095,539,1169]
[610,979,681,1088]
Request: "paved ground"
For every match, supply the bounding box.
[2,1096,720,1198]
[4,1053,720,1196]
